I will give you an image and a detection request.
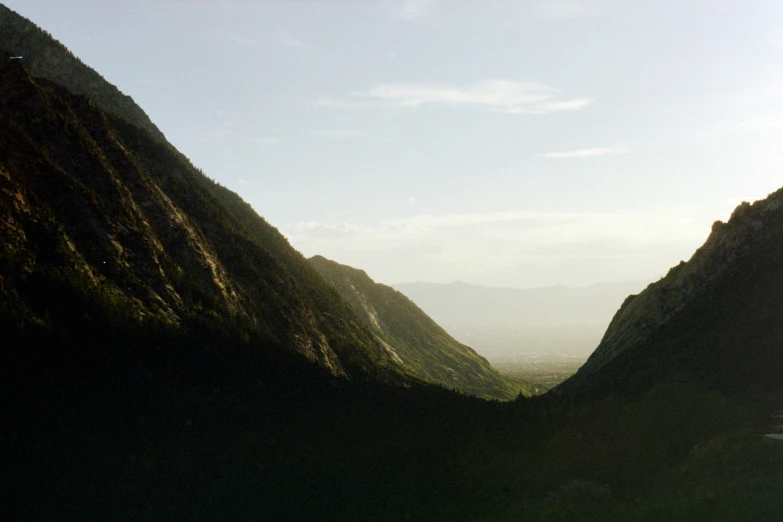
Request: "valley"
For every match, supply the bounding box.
[494,355,585,394]
[3,3,783,521]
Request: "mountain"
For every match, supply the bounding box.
[0,4,165,143]
[0,37,412,383]
[558,188,783,396]
[5,5,783,521]
[393,280,646,361]
[309,256,527,399]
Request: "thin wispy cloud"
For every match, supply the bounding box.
[381,210,548,231]
[284,207,711,287]
[225,28,309,50]
[249,136,280,146]
[188,121,279,147]
[540,146,632,158]
[189,119,236,143]
[312,96,372,109]
[225,33,264,49]
[277,28,306,49]
[287,208,706,246]
[767,29,783,51]
[288,221,372,239]
[308,129,364,139]
[396,0,441,19]
[531,1,588,20]
[318,80,591,114]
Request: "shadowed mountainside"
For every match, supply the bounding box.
[558,188,783,397]
[0,3,165,142]
[310,256,528,399]
[0,55,412,382]
[4,5,783,520]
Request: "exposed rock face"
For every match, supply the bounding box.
[309,256,526,400]
[575,188,783,379]
[0,57,402,379]
[0,3,165,142]
[0,5,415,381]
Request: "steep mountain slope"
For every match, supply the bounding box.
[5,6,783,520]
[0,3,165,142]
[393,280,645,360]
[0,55,407,382]
[310,256,526,399]
[559,188,783,396]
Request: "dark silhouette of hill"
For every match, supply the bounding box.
[393,280,646,360]
[309,256,528,399]
[0,54,412,382]
[4,5,783,520]
[557,188,783,398]
[0,3,165,142]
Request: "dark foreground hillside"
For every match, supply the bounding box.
[5,317,783,521]
[3,60,783,513]
[3,5,783,518]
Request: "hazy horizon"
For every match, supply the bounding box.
[6,0,783,288]
[394,279,648,360]
[389,277,651,291]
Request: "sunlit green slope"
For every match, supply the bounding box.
[310,255,529,399]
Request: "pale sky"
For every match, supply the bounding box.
[6,0,783,288]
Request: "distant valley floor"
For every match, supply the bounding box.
[492,355,585,394]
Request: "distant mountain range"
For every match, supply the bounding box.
[6,3,783,519]
[0,3,521,400]
[393,280,647,361]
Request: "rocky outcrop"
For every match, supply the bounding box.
[576,188,783,378]
[0,57,402,380]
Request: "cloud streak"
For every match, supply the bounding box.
[308,129,365,139]
[397,0,441,19]
[283,206,712,287]
[225,27,309,50]
[277,28,307,49]
[317,80,591,114]
[283,207,711,287]
[249,136,280,146]
[531,1,588,20]
[286,208,707,247]
[539,145,632,158]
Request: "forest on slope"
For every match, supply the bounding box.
[310,255,527,399]
[4,4,783,520]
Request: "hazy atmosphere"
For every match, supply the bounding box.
[7,1,783,519]
[6,0,783,288]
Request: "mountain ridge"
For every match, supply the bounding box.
[0,52,413,384]
[558,188,783,396]
[0,3,165,143]
[309,255,527,399]
[5,5,783,519]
